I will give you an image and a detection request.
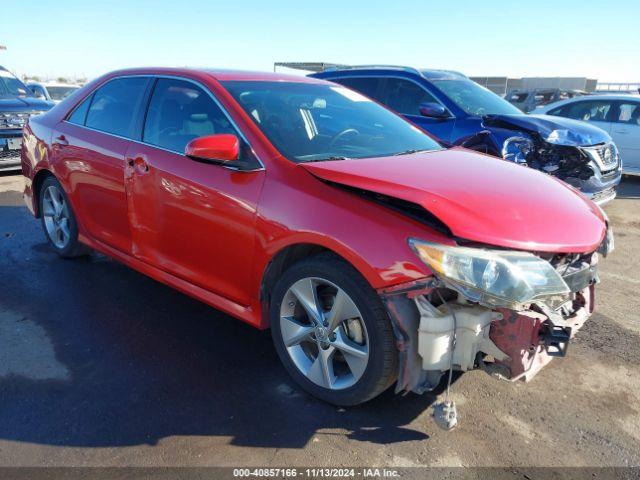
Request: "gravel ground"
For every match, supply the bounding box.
[0,171,639,469]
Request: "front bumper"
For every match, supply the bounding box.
[380,256,598,394]
[0,129,23,172]
[565,159,621,206]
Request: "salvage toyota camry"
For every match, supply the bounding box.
[21,68,613,408]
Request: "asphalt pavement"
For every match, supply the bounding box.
[0,172,639,468]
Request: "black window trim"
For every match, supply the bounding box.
[330,73,454,119]
[62,74,264,171]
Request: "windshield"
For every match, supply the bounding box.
[46,85,79,101]
[431,79,521,116]
[0,70,32,98]
[221,81,442,162]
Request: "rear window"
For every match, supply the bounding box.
[67,94,92,125]
[85,77,150,138]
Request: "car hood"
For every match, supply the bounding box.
[301,148,606,253]
[0,96,53,111]
[482,113,611,146]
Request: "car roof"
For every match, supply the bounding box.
[579,94,640,101]
[316,66,467,80]
[42,82,81,87]
[535,93,640,112]
[105,67,329,84]
[419,69,467,80]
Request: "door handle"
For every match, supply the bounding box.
[126,156,149,173]
[613,130,630,134]
[53,135,69,146]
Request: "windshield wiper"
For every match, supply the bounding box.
[393,149,430,156]
[300,156,350,163]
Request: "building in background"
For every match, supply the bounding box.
[471,77,598,96]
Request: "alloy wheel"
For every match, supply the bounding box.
[42,185,71,249]
[279,277,370,390]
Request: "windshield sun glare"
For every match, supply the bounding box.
[222,81,443,163]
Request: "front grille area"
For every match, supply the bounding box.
[0,111,40,130]
[0,149,20,161]
[580,143,619,174]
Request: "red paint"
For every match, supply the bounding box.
[185,134,239,162]
[490,285,594,380]
[21,67,607,329]
[302,148,606,253]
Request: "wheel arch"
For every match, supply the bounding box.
[31,168,56,218]
[258,241,381,328]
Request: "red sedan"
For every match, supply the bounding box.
[21,68,612,407]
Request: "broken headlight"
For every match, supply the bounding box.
[408,239,570,308]
[502,137,533,164]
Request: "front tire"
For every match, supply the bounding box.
[39,176,88,258]
[270,253,397,406]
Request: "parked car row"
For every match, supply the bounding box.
[0,66,53,172]
[21,67,613,418]
[28,81,81,104]
[506,88,588,113]
[312,66,622,204]
[533,94,640,176]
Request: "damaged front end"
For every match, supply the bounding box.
[459,114,622,205]
[380,244,606,395]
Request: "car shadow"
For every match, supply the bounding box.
[0,202,439,449]
[617,175,640,200]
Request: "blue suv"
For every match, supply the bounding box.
[311,66,621,205]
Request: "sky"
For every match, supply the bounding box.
[2,0,639,82]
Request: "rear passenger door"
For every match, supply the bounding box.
[124,77,265,306]
[610,101,640,173]
[56,76,151,254]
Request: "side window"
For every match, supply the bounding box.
[143,78,236,153]
[379,78,439,116]
[30,85,46,98]
[85,77,149,137]
[563,101,613,122]
[334,77,384,102]
[613,102,640,125]
[67,94,93,125]
[547,105,566,116]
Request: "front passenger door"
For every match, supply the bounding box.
[124,77,265,306]
[379,78,455,142]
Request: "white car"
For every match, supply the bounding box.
[533,95,640,176]
[27,82,80,104]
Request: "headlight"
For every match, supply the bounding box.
[594,204,615,257]
[502,136,533,164]
[408,239,570,308]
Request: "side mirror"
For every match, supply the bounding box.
[419,102,449,119]
[185,134,239,164]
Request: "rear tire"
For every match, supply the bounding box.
[39,176,89,258]
[270,253,397,406]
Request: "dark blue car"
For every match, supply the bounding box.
[311,66,621,205]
